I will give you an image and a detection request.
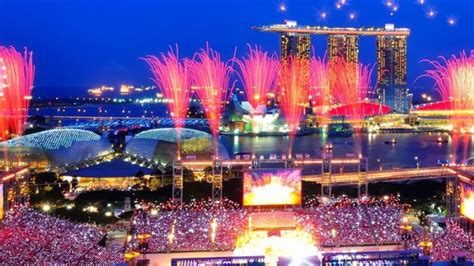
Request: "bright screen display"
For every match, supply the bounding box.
[243,169,302,206]
[460,182,474,221]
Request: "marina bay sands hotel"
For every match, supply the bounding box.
[255,22,411,113]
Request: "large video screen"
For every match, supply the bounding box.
[243,169,302,206]
[460,182,474,221]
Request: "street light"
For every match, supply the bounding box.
[414,156,419,169]
[377,158,382,171]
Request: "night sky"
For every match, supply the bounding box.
[0,0,472,97]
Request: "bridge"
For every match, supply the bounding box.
[303,166,474,185]
[176,158,474,199]
[47,151,474,202]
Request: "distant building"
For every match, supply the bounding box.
[328,35,359,63]
[279,21,311,61]
[0,168,29,220]
[280,33,311,61]
[278,21,311,105]
[256,22,411,113]
[376,25,409,113]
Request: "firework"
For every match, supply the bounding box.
[329,57,375,104]
[0,46,35,141]
[279,57,310,155]
[310,54,375,107]
[427,9,436,18]
[189,45,232,155]
[327,57,377,120]
[234,45,279,112]
[422,51,474,110]
[419,51,474,161]
[309,54,329,114]
[142,46,191,158]
[420,50,474,143]
[447,18,456,26]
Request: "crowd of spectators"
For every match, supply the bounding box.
[129,198,248,252]
[298,195,402,246]
[128,196,403,252]
[1,196,472,263]
[0,206,123,264]
[418,219,474,262]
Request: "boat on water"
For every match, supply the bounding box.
[327,123,353,137]
[332,140,353,145]
[436,137,448,144]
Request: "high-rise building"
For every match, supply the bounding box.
[376,32,408,113]
[280,33,311,61]
[278,32,311,106]
[328,35,359,63]
[257,22,410,113]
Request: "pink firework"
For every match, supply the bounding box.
[142,46,191,157]
[328,57,376,120]
[421,50,474,113]
[310,54,329,113]
[189,45,232,154]
[0,46,35,141]
[421,51,474,160]
[279,57,310,155]
[329,57,375,105]
[234,45,279,111]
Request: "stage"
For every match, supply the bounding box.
[142,244,402,266]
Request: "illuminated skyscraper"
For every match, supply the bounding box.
[278,32,311,106]
[256,22,410,112]
[328,35,359,63]
[376,34,408,113]
[280,33,311,61]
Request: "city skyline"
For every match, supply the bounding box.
[1,2,473,264]
[0,0,472,97]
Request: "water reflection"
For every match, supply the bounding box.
[221,133,474,170]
